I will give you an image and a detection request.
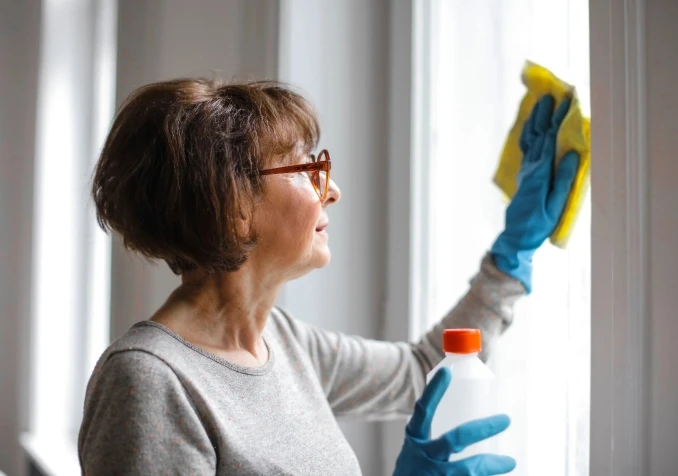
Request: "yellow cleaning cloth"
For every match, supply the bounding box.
[493,61,590,249]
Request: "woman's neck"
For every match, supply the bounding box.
[150,264,283,367]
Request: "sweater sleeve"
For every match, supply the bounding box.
[413,253,526,368]
[277,253,525,421]
[78,350,217,475]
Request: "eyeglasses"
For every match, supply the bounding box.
[259,149,332,201]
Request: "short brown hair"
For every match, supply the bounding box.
[92,78,320,274]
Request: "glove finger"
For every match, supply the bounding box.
[427,414,511,459]
[523,96,555,165]
[519,101,537,154]
[546,151,580,219]
[551,96,572,129]
[519,94,551,155]
[534,97,573,179]
[450,454,517,475]
[406,367,452,440]
[533,94,555,135]
[535,125,558,180]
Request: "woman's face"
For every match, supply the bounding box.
[251,147,341,281]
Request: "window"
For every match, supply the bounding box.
[21,1,117,475]
[415,1,591,474]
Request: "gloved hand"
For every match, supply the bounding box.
[393,367,516,476]
[491,94,580,293]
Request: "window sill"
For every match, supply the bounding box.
[20,433,80,476]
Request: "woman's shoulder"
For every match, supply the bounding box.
[78,326,207,462]
[102,320,183,361]
[85,320,203,394]
[88,322,182,384]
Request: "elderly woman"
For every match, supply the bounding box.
[78,78,578,475]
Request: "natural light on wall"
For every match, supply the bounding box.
[418,1,590,475]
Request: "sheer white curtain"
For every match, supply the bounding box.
[421,1,590,475]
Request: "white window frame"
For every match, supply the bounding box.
[381,0,650,474]
[588,0,649,474]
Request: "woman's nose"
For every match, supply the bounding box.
[323,178,341,205]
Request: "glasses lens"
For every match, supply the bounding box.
[318,151,329,200]
[311,171,321,196]
[303,153,319,198]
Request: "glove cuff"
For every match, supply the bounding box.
[490,238,534,293]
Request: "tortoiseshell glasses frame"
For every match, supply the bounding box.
[259,149,332,201]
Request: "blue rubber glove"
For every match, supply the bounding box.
[393,367,516,475]
[491,95,581,293]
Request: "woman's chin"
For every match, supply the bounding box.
[310,243,331,269]
[289,250,331,280]
[315,249,331,268]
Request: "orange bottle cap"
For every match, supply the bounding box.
[442,329,482,354]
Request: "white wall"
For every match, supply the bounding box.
[0,1,41,475]
[646,0,678,473]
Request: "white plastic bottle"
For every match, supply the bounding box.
[427,328,498,460]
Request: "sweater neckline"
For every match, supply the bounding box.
[132,320,275,376]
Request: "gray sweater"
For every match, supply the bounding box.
[78,255,524,475]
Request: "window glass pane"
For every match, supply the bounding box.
[423,1,590,474]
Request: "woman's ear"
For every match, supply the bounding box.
[236,210,249,237]
[237,203,255,240]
